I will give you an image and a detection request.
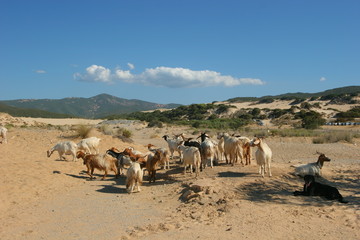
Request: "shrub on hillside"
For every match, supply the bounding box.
[296,110,326,129]
[118,128,132,138]
[335,106,360,119]
[148,120,163,128]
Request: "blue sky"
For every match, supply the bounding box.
[1,0,359,105]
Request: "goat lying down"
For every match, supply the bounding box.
[294,175,348,203]
[76,151,117,180]
[291,153,331,177]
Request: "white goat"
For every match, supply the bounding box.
[47,141,78,161]
[178,144,201,178]
[126,161,143,193]
[77,137,101,154]
[217,137,225,162]
[199,133,216,168]
[0,126,8,144]
[162,134,182,160]
[250,137,272,177]
[292,153,331,177]
[219,133,243,166]
[236,136,252,165]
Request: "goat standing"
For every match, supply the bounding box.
[126,161,143,193]
[0,126,8,144]
[198,133,216,169]
[292,153,331,177]
[147,144,170,170]
[76,151,118,180]
[162,134,182,161]
[178,144,201,178]
[250,137,272,177]
[146,150,162,183]
[77,137,101,154]
[47,141,78,161]
[106,148,133,176]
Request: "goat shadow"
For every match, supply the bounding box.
[96,184,126,194]
[218,171,252,178]
[65,171,120,182]
[238,175,360,207]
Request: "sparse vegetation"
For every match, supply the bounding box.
[117,127,132,138]
[148,120,163,128]
[99,124,113,135]
[75,124,93,138]
[335,106,360,120]
[313,131,359,144]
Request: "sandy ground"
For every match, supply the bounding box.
[1,116,360,240]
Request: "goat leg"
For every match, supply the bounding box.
[102,170,108,180]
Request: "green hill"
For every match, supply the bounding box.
[0,103,74,118]
[228,86,360,102]
[0,94,181,119]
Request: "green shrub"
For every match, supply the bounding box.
[296,110,326,129]
[148,120,163,128]
[118,128,132,138]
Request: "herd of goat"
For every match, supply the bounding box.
[43,131,331,194]
[0,125,332,195]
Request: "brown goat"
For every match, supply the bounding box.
[242,141,252,165]
[122,147,147,169]
[76,151,118,180]
[147,143,170,169]
[146,150,162,183]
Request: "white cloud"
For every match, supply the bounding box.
[35,70,46,74]
[74,65,265,88]
[127,63,135,70]
[74,65,112,83]
[114,68,133,82]
[320,77,326,81]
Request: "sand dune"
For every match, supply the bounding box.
[0,117,359,240]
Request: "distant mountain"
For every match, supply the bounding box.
[228,86,360,102]
[1,86,358,119]
[0,94,181,119]
[0,103,74,118]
